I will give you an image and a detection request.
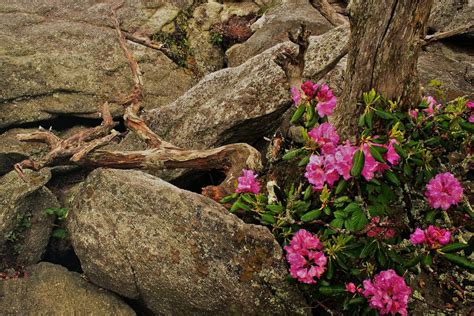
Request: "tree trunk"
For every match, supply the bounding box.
[334,0,433,139]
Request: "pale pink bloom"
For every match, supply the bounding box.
[346,282,357,293]
[301,81,317,98]
[409,228,426,245]
[314,84,337,117]
[466,100,474,109]
[333,142,357,180]
[425,225,451,248]
[408,109,419,119]
[469,114,474,123]
[425,172,463,210]
[386,139,400,166]
[363,270,412,316]
[305,155,327,191]
[285,229,327,284]
[410,226,451,248]
[235,169,261,194]
[308,123,340,154]
[361,144,386,181]
[291,87,301,106]
[422,96,440,116]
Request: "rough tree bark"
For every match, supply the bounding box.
[333,0,434,139]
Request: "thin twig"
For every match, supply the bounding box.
[422,23,474,46]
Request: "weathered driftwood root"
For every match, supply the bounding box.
[14,5,263,200]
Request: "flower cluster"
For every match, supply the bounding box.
[284,229,327,284]
[363,270,412,316]
[409,95,441,119]
[410,225,451,248]
[365,217,396,240]
[466,100,474,123]
[291,82,336,117]
[236,169,261,194]
[425,172,463,210]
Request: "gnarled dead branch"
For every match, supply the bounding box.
[14,5,263,200]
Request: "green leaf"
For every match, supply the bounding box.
[298,156,310,167]
[358,113,366,128]
[266,204,285,214]
[365,111,374,129]
[335,179,348,195]
[350,150,365,177]
[376,248,388,267]
[441,253,474,270]
[306,103,315,122]
[330,218,344,228]
[403,255,421,268]
[345,209,368,232]
[369,145,386,163]
[384,169,400,186]
[326,258,334,280]
[440,243,469,253]
[459,120,474,133]
[343,202,361,214]
[421,254,433,267]
[290,103,305,124]
[52,228,67,239]
[374,109,394,120]
[303,185,312,201]
[334,210,348,219]
[260,213,276,224]
[425,210,437,224]
[360,240,377,258]
[282,148,304,160]
[220,195,236,204]
[348,297,366,305]
[230,200,250,212]
[241,194,256,205]
[393,143,407,159]
[301,209,322,222]
[318,285,346,296]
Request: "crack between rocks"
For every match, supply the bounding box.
[0,89,93,105]
[370,0,398,89]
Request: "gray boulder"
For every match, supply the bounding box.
[67,168,309,315]
[429,0,474,36]
[0,169,57,269]
[0,262,135,315]
[0,0,194,129]
[226,0,333,67]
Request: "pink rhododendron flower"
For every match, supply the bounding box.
[410,228,426,245]
[301,81,317,98]
[291,87,301,106]
[285,229,327,284]
[305,155,327,190]
[346,282,357,293]
[408,109,419,119]
[308,123,340,154]
[366,217,397,240]
[386,139,400,166]
[410,226,451,248]
[363,269,412,316]
[422,96,440,116]
[235,169,260,194]
[469,114,474,123]
[361,144,388,181]
[333,142,357,180]
[314,84,337,117]
[425,172,463,210]
[466,100,474,109]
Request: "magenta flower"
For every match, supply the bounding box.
[469,114,474,123]
[408,109,419,119]
[361,144,388,181]
[366,217,396,240]
[409,228,426,245]
[235,169,261,194]
[333,142,357,180]
[422,96,440,116]
[314,84,337,117]
[284,229,327,284]
[308,123,340,154]
[305,153,341,191]
[346,282,357,293]
[466,100,474,109]
[410,226,451,248]
[363,270,412,316]
[291,87,301,106]
[425,172,463,210]
[301,81,317,98]
[386,139,400,166]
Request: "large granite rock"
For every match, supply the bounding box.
[226,0,333,67]
[67,168,309,315]
[429,0,474,36]
[0,169,57,269]
[0,0,194,129]
[0,262,135,315]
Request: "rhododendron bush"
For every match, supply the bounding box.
[222,82,473,314]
